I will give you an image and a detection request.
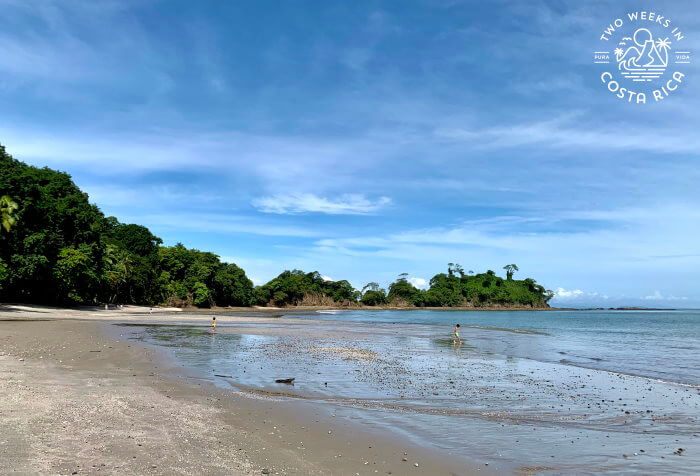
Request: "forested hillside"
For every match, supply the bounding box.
[1,145,552,308]
[0,145,253,306]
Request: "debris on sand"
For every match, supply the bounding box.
[313,347,379,360]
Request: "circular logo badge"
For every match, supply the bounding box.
[593,11,692,103]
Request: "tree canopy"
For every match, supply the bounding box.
[254,270,358,306]
[0,145,254,306]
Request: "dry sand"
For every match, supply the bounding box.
[0,305,480,475]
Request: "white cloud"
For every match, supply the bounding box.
[642,291,688,301]
[434,113,700,155]
[252,193,391,215]
[553,287,584,298]
[321,275,333,282]
[408,277,428,289]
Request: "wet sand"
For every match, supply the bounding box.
[0,306,482,475]
[114,312,700,474]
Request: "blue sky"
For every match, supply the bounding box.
[1,0,699,306]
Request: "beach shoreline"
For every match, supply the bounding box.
[0,307,485,475]
[2,304,698,475]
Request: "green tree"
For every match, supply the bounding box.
[192,282,212,307]
[361,282,387,306]
[362,282,379,293]
[423,272,463,306]
[254,270,359,306]
[102,244,134,304]
[361,288,387,305]
[447,263,465,278]
[1,144,106,304]
[213,262,254,306]
[503,264,519,280]
[0,195,18,232]
[0,258,7,291]
[159,244,253,307]
[53,244,101,304]
[388,274,422,305]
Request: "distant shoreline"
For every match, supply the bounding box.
[1,303,681,317]
[185,304,681,313]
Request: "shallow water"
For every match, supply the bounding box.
[116,309,700,474]
[296,309,700,386]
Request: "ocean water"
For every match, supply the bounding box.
[116,309,700,474]
[302,309,700,386]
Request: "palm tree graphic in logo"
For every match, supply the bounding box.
[615,28,672,82]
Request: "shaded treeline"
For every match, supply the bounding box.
[1,145,552,308]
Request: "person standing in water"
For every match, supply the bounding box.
[453,323,462,345]
[211,316,217,330]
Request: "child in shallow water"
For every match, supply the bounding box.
[453,323,462,344]
[211,316,216,330]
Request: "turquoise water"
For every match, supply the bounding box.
[116,309,700,473]
[303,309,700,386]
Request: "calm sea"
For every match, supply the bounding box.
[303,309,700,386]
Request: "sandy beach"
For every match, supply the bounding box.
[2,304,699,475]
[0,305,480,475]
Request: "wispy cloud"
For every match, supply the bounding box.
[121,213,321,238]
[252,193,391,215]
[434,113,700,155]
[642,291,688,301]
